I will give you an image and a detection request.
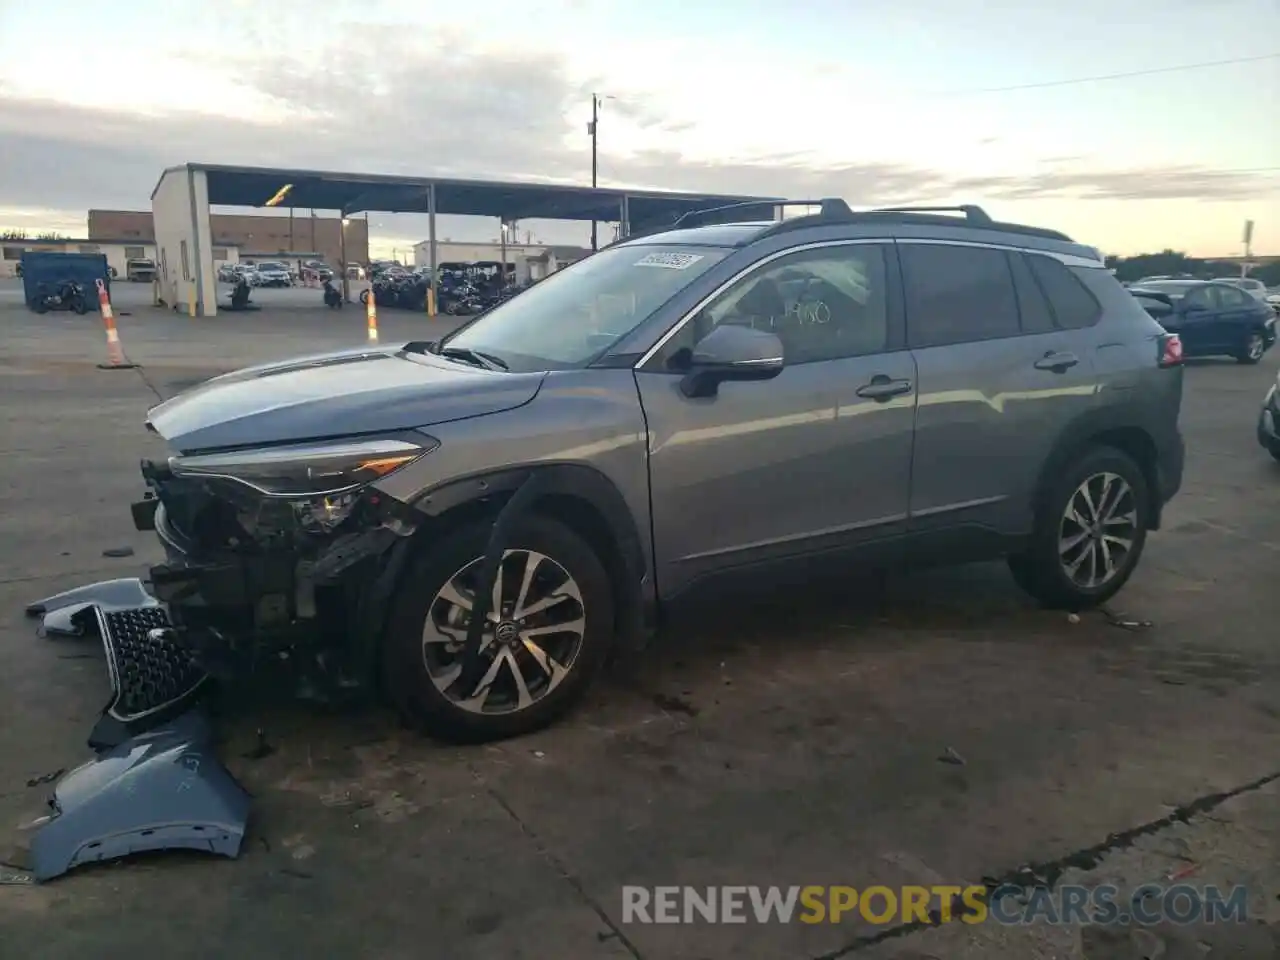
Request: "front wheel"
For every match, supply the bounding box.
[1008,446,1150,610]
[1237,332,1267,364]
[359,289,370,305]
[32,298,49,314]
[72,296,88,315]
[382,515,615,743]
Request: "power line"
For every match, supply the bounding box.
[936,52,1279,96]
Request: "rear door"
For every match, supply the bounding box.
[901,241,1100,541]
[1205,284,1260,352]
[1175,285,1221,352]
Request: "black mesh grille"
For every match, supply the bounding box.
[100,607,208,721]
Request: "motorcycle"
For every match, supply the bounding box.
[31,280,89,315]
[322,279,343,308]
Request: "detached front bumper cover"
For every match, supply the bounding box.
[24,709,250,882]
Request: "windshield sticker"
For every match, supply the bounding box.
[634,252,705,270]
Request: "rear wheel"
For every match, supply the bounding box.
[1008,447,1150,610]
[1237,332,1266,364]
[382,515,615,742]
[32,298,48,314]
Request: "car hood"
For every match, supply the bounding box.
[146,345,544,452]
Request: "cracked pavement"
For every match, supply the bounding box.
[0,281,1276,959]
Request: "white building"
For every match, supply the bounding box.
[411,240,592,283]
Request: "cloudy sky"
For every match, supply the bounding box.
[0,0,1276,259]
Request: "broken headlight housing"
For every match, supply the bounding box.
[169,437,435,496]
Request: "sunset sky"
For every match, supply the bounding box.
[0,0,1276,259]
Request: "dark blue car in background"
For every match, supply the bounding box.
[1129,279,1276,364]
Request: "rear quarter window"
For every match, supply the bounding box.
[1026,253,1101,329]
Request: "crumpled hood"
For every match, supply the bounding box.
[146,345,544,452]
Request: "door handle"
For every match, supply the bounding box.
[855,376,913,401]
[1033,351,1079,373]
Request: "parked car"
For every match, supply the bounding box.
[1129,279,1276,364]
[1216,276,1270,304]
[125,258,156,282]
[1259,372,1280,463]
[129,200,1185,742]
[303,260,335,282]
[251,261,292,288]
[217,263,239,283]
[1265,288,1280,312]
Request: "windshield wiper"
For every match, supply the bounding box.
[438,346,509,371]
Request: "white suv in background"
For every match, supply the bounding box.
[1218,277,1270,303]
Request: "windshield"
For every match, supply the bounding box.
[441,244,730,372]
[258,262,286,271]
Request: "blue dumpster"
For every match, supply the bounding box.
[21,252,111,310]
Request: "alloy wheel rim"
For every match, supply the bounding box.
[422,549,586,715]
[1247,335,1264,360]
[1058,472,1138,590]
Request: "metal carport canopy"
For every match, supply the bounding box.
[191,162,783,229]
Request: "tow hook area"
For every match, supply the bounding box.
[20,578,247,882]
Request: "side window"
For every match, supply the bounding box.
[1215,285,1250,308]
[1025,253,1101,329]
[1183,287,1213,311]
[661,244,892,368]
[1006,252,1055,334]
[901,244,1020,348]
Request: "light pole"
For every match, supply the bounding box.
[500,220,509,287]
[587,93,613,251]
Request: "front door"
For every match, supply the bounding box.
[635,240,917,598]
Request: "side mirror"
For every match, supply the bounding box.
[679,324,785,398]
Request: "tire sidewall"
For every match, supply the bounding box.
[382,515,615,742]
[1024,447,1151,608]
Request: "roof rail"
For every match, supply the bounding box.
[671,198,849,229]
[755,203,1073,243]
[870,204,993,225]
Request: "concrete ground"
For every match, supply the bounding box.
[0,278,1277,960]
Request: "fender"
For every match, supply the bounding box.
[1030,403,1168,530]
[413,463,654,653]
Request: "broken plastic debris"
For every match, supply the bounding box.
[937,747,966,766]
[26,710,251,882]
[1067,613,1081,624]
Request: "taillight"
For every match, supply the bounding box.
[1158,333,1183,367]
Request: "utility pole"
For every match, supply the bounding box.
[589,93,600,251]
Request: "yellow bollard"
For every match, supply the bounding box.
[426,286,436,318]
[187,281,196,318]
[366,288,379,343]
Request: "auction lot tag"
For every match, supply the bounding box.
[635,252,704,270]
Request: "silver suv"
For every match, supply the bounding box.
[128,201,1185,742]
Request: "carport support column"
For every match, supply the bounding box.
[619,195,631,241]
[339,208,350,303]
[427,184,438,317]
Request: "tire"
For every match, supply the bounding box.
[1237,332,1266,365]
[72,296,88,315]
[1008,446,1151,610]
[382,515,615,742]
[359,289,370,305]
[33,298,48,314]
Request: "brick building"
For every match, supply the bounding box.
[87,209,369,268]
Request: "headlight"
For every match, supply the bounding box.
[169,437,436,497]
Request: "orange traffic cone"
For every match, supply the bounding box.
[366,287,379,344]
[95,279,136,370]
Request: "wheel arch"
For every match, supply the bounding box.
[1032,410,1163,531]
[411,464,653,653]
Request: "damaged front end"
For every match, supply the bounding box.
[21,435,433,881]
[132,433,432,704]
